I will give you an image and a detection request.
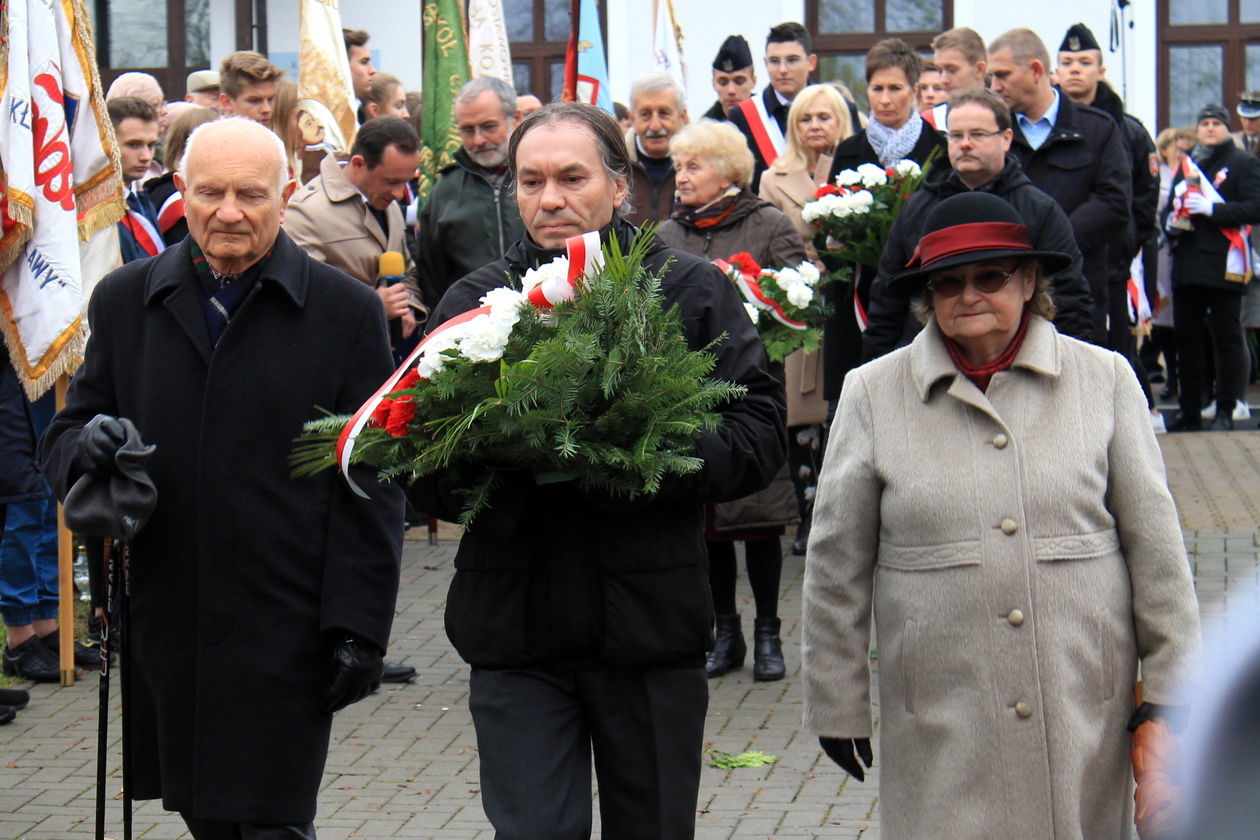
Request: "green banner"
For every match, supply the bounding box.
[420,0,471,200]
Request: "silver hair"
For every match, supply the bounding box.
[629,72,686,111]
[178,116,290,192]
[456,75,518,118]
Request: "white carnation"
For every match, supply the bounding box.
[774,267,803,289]
[785,282,813,308]
[894,159,921,179]
[520,256,568,293]
[481,286,528,326]
[416,350,448,379]
[846,190,875,212]
[835,168,863,187]
[415,330,460,378]
[856,162,888,187]
[455,313,513,363]
[743,302,760,324]
[796,261,821,286]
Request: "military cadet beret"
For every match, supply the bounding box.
[713,35,753,73]
[1059,23,1101,53]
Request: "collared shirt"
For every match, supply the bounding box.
[1017,89,1061,151]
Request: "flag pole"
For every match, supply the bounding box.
[55,374,75,685]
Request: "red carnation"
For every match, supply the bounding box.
[385,397,417,438]
[728,252,762,277]
[369,398,393,429]
[885,167,896,177]
[816,184,841,198]
[397,368,423,390]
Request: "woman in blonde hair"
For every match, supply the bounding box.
[760,84,853,268]
[268,77,302,179]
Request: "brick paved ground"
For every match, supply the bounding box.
[0,431,1256,839]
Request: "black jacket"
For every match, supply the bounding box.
[1164,138,1260,292]
[38,231,404,823]
[704,99,730,122]
[1086,83,1159,260]
[143,172,189,249]
[417,148,525,308]
[863,157,1096,361]
[410,219,786,670]
[1009,96,1131,330]
[820,126,947,399]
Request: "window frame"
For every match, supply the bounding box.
[1158,1,1260,129]
[93,0,225,100]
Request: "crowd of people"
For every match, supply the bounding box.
[0,15,1234,839]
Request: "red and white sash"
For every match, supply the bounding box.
[335,231,606,497]
[1175,156,1253,283]
[738,93,786,168]
[156,192,184,236]
[121,206,165,257]
[714,258,807,329]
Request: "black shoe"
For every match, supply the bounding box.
[3,637,62,683]
[706,614,746,678]
[0,688,29,709]
[1166,410,1202,432]
[1158,384,1178,401]
[380,659,416,683]
[0,705,14,725]
[1210,413,1235,431]
[752,617,786,682]
[38,629,100,671]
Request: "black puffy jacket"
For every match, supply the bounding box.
[410,219,787,669]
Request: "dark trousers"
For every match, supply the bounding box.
[181,815,316,840]
[1173,284,1246,416]
[1107,276,1155,408]
[468,664,708,840]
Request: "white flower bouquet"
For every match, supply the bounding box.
[801,158,932,269]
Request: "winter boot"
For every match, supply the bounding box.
[752,616,786,682]
[706,613,746,678]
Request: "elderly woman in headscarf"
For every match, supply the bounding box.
[821,38,945,406]
[656,119,806,682]
[803,191,1200,838]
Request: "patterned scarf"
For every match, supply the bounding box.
[190,241,272,345]
[942,310,1031,393]
[865,108,925,168]
[671,186,742,228]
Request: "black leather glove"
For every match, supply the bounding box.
[76,414,127,477]
[1127,701,1189,734]
[321,633,384,713]
[820,736,874,781]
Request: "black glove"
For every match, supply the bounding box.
[321,633,384,713]
[1127,701,1189,734]
[76,414,127,477]
[820,736,873,781]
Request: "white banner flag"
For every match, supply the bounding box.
[468,0,514,85]
[652,0,686,93]
[299,0,358,150]
[0,0,125,398]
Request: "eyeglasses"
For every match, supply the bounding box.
[927,265,1018,297]
[945,129,1005,143]
[458,120,502,138]
[766,55,806,68]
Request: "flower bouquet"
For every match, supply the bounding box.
[290,229,746,524]
[715,253,828,363]
[801,157,933,269]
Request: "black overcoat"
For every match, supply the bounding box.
[38,231,404,824]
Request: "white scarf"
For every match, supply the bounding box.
[866,108,924,168]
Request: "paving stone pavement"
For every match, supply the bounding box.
[0,432,1256,839]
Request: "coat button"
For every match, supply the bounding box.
[1007,608,1025,626]
[1015,702,1034,718]
[992,433,1009,449]
[1000,518,1018,535]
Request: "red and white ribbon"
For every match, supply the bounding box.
[122,208,166,257]
[156,192,184,236]
[714,258,807,330]
[335,231,606,497]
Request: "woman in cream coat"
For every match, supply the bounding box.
[803,192,1200,839]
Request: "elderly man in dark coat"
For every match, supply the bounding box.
[39,118,404,839]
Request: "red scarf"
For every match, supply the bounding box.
[943,311,1031,393]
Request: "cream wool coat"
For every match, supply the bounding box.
[802,315,1199,840]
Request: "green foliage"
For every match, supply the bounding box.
[706,749,779,769]
[292,228,746,523]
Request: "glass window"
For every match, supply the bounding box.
[1247,43,1260,91]
[549,61,566,103]
[186,0,210,68]
[544,0,570,42]
[1169,45,1223,126]
[1245,0,1260,23]
[108,0,167,67]
[504,0,534,41]
[819,54,869,112]
[819,0,875,34]
[887,0,944,32]
[513,64,533,98]
[1170,1,1228,25]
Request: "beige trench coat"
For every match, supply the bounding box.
[802,315,1199,839]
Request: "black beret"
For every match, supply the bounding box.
[713,35,753,73]
[1059,23,1101,53]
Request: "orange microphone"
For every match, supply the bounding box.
[378,251,406,347]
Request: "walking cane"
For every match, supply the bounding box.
[62,420,155,840]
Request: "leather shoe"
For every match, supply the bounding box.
[753,616,786,681]
[0,705,14,725]
[3,636,62,683]
[1210,413,1235,431]
[0,688,29,710]
[380,659,416,683]
[1166,410,1202,432]
[38,629,100,670]
[706,614,746,678]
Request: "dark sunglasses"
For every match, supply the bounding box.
[927,265,1018,297]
